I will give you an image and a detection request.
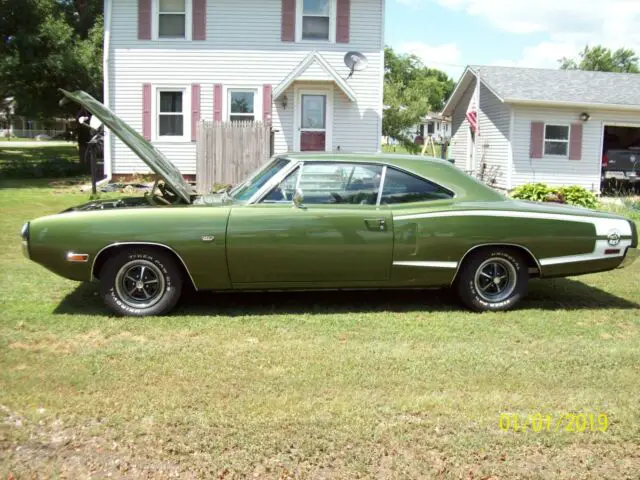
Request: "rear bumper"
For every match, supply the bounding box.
[619,247,638,268]
[603,171,640,182]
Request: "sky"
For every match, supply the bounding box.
[385,0,640,81]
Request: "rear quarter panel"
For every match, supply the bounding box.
[389,202,627,285]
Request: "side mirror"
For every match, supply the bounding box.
[292,188,304,208]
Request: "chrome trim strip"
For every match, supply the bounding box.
[66,252,90,263]
[91,242,198,290]
[450,243,543,286]
[250,159,457,206]
[295,161,304,191]
[394,261,457,268]
[376,165,387,207]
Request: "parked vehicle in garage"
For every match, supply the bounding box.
[602,127,640,192]
[20,91,639,316]
[602,147,640,183]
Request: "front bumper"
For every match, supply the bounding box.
[619,247,638,268]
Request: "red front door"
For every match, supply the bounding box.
[299,93,326,152]
[300,132,326,151]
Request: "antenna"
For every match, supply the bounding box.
[344,51,369,79]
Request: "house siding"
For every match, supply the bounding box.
[510,106,640,192]
[450,81,474,171]
[477,84,510,189]
[109,0,384,175]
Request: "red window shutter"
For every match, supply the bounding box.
[193,0,206,40]
[263,85,273,124]
[336,0,350,43]
[138,0,152,40]
[191,84,201,141]
[569,123,583,160]
[142,83,152,140]
[214,84,222,121]
[530,121,544,159]
[281,0,296,42]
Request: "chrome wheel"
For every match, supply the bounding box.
[473,258,518,303]
[114,260,166,309]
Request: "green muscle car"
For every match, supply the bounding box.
[20,90,638,316]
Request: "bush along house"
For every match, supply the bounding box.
[102,0,385,181]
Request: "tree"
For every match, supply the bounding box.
[0,0,103,166]
[383,47,454,151]
[559,45,639,73]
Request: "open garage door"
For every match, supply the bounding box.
[602,125,640,194]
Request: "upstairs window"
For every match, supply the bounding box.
[298,0,335,42]
[155,0,191,39]
[544,124,570,156]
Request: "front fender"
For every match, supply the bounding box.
[28,205,232,290]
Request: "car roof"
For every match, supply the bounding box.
[279,153,505,202]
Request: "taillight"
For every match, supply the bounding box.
[602,154,609,168]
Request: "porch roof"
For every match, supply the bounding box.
[273,51,357,103]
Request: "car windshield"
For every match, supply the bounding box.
[231,157,291,201]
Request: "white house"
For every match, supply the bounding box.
[443,65,640,193]
[0,98,69,139]
[104,0,385,179]
[417,112,450,140]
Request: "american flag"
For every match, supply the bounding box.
[466,79,479,134]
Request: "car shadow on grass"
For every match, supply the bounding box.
[53,277,640,317]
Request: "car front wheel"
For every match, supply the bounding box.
[100,248,183,317]
[455,248,529,312]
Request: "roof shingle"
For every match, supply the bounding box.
[470,65,640,107]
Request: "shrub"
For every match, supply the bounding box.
[557,186,599,209]
[510,183,554,203]
[510,183,599,209]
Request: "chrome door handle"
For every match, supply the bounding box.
[365,218,387,231]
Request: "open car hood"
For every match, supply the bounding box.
[60,89,194,204]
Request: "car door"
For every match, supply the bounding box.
[226,162,393,286]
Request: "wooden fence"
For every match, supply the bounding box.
[196,120,272,194]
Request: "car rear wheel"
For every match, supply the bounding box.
[455,248,529,312]
[100,248,183,317]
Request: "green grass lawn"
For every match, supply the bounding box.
[382,143,449,159]
[0,143,82,179]
[1,180,639,478]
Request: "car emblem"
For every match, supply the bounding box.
[607,232,621,247]
[201,235,216,243]
[631,155,637,162]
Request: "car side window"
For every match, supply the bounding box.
[299,163,383,205]
[261,167,300,203]
[262,162,384,205]
[380,168,453,205]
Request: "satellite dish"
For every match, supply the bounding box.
[344,51,369,79]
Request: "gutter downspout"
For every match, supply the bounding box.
[99,0,113,185]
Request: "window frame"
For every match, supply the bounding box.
[224,87,263,123]
[543,123,571,157]
[378,166,456,205]
[251,161,456,206]
[296,0,337,43]
[152,86,192,143]
[152,0,192,41]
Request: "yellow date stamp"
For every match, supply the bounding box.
[499,413,609,433]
